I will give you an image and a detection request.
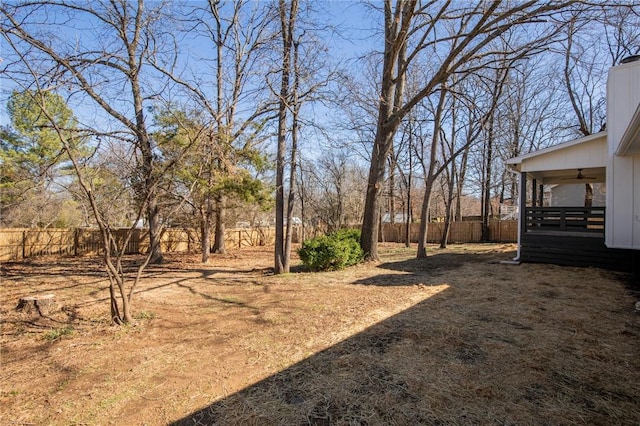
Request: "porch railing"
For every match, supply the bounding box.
[525,206,605,234]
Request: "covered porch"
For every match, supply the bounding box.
[507,132,632,271]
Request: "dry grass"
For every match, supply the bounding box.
[1,243,639,425]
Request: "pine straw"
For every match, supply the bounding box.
[2,244,639,425]
[175,246,640,425]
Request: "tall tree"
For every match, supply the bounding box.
[438,88,460,249]
[555,5,640,206]
[480,60,513,241]
[1,0,180,263]
[1,91,84,227]
[152,107,270,263]
[272,0,335,272]
[360,0,583,261]
[1,1,195,323]
[274,0,298,274]
[560,5,640,137]
[153,0,277,262]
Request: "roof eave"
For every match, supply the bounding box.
[616,102,640,156]
[506,131,607,167]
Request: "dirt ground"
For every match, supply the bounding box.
[1,243,639,425]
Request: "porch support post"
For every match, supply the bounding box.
[538,183,544,207]
[532,179,537,207]
[632,250,639,289]
[518,172,535,241]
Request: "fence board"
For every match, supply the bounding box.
[380,221,517,245]
[0,227,278,261]
[0,222,516,262]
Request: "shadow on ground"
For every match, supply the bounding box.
[169,249,638,425]
[353,250,500,286]
[170,288,454,425]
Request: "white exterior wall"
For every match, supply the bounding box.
[606,60,640,249]
[519,136,606,173]
[550,184,606,207]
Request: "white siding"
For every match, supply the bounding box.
[550,184,606,207]
[520,137,606,173]
[606,60,640,249]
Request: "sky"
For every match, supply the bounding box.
[0,1,380,131]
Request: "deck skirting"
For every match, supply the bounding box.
[520,233,632,272]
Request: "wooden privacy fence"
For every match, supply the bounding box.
[0,227,278,262]
[381,220,518,244]
[0,222,516,262]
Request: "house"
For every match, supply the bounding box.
[548,183,605,207]
[507,56,640,284]
[381,213,410,224]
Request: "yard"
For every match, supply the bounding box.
[1,243,639,425]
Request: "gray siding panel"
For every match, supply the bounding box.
[521,233,632,272]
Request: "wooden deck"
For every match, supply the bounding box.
[521,207,632,272]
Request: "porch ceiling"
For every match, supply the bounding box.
[524,167,606,184]
[506,132,607,184]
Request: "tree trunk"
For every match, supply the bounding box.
[109,279,121,323]
[417,176,435,258]
[283,34,302,267]
[361,1,410,261]
[201,201,213,263]
[481,122,494,243]
[147,195,163,264]
[274,0,297,274]
[299,167,306,243]
[388,151,396,225]
[440,162,456,249]
[114,275,133,324]
[416,85,447,258]
[405,143,413,248]
[212,1,227,258]
[213,194,226,254]
[361,129,392,261]
[584,183,593,208]
[403,120,416,247]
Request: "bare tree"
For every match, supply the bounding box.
[360,0,584,261]
[272,0,338,273]
[480,61,515,241]
[296,150,367,238]
[560,5,640,137]
[274,0,298,274]
[562,17,608,137]
[438,90,460,249]
[0,0,183,264]
[414,54,518,258]
[493,57,567,210]
[7,85,194,323]
[1,1,198,323]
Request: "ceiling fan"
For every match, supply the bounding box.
[562,169,597,180]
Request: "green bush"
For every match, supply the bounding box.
[298,229,364,271]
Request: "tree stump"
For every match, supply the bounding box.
[16,294,56,316]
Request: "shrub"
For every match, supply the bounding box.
[298,229,364,271]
